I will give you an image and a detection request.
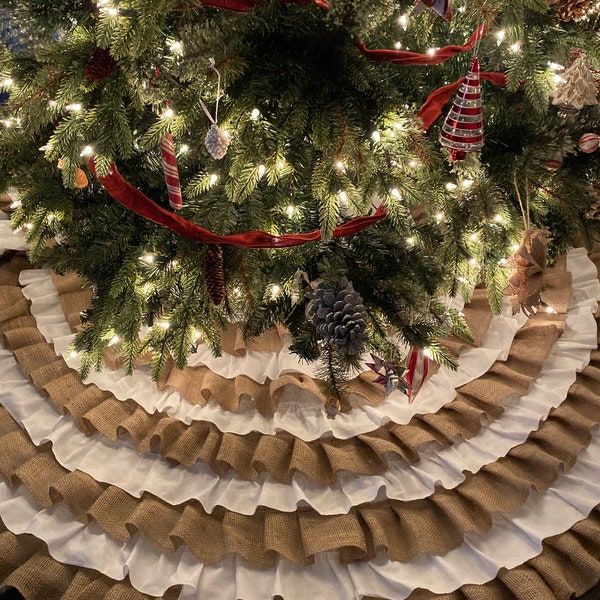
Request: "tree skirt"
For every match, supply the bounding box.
[0,227,599,599]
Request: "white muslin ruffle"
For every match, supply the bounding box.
[20,267,527,440]
[1,426,600,600]
[1,249,597,515]
[0,219,27,255]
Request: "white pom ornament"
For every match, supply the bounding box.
[578,132,600,153]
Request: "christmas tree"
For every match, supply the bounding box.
[0,0,599,411]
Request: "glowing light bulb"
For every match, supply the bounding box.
[141,253,155,264]
[108,334,120,346]
[158,321,170,329]
[339,190,348,204]
[548,62,564,72]
[371,130,381,143]
[436,212,444,222]
[445,182,457,191]
[512,243,520,251]
[257,164,266,177]
[469,258,478,266]
[1,78,13,87]
[277,160,285,169]
[553,74,566,84]
[394,41,402,50]
[170,41,182,53]
[286,205,294,218]
[24,223,33,230]
[458,276,468,284]
[495,30,506,44]
[209,173,219,186]
[66,103,82,112]
[500,258,507,265]
[9,199,21,209]
[469,233,478,241]
[408,160,418,168]
[545,305,557,314]
[461,178,474,189]
[250,108,260,119]
[271,284,281,297]
[107,7,118,16]
[80,145,94,157]
[494,214,503,223]
[509,43,521,54]
[406,237,414,246]
[391,188,401,198]
[423,347,432,358]
[398,14,409,29]
[427,48,437,56]
[179,144,189,153]
[1,119,12,128]
[162,108,174,118]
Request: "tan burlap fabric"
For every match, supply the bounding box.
[0,317,597,567]
[50,266,552,415]
[0,272,568,484]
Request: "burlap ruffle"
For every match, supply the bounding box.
[0,276,569,484]
[0,319,598,568]
[0,516,180,600]
[51,272,522,415]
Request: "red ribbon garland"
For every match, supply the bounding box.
[356,24,488,66]
[88,161,387,248]
[89,5,504,249]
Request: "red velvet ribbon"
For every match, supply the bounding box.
[356,24,487,66]
[88,161,387,248]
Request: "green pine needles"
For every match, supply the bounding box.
[0,0,598,403]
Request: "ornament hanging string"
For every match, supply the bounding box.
[199,58,222,126]
[88,160,387,248]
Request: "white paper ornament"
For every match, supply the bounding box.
[578,132,600,153]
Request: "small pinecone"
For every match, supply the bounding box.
[79,308,93,324]
[587,181,600,219]
[204,244,226,305]
[307,276,368,355]
[553,0,591,20]
[85,47,118,82]
[205,124,230,160]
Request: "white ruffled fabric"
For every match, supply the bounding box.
[0,219,27,255]
[2,251,598,515]
[1,427,600,600]
[20,268,525,440]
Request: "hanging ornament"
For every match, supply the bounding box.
[307,277,368,355]
[57,158,89,189]
[587,181,600,219]
[502,229,551,316]
[440,56,484,161]
[85,47,118,82]
[540,150,564,172]
[159,133,183,210]
[366,353,411,397]
[412,0,453,21]
[405,348,430,403]
[200,58,230,160]
[550,52,599,117]
[204,243,227,305]
[578,132,600,153]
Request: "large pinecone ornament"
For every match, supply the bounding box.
[204,244,226,305]
[307,277,368,355]
[85,47,118,82]
[205,124,230,160]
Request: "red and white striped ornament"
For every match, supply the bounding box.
[440,56,484,161]
[578,132,600,153]
[160,133,183,210]
[541,151,563,173]
[405,348,430,404]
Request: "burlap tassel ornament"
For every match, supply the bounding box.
[204,243,226,305]
[587,181,600,219]
[502,229,551,315]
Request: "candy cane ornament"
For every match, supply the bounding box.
[160,133,183,210]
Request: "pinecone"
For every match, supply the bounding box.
[553,0,592,20]
[85,47,118,82]
[307,277,368,355]
[205,124,230,159]
[204,244,226,305]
